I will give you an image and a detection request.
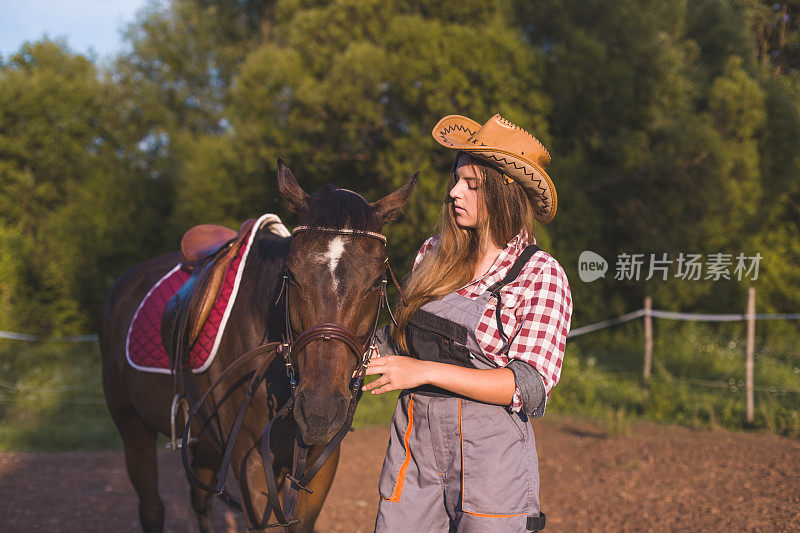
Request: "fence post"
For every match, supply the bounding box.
[745,287,755,425]
[643,295,652,404]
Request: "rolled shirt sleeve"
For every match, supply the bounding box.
[506,261,573,417]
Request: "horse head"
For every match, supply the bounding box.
[277,159,417,446]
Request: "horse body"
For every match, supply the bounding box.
[100,162,417,532]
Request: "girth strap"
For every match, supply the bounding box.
[487,244,542,352]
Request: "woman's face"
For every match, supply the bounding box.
[450,155,483,228]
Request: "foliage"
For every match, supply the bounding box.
[0,41,171,333]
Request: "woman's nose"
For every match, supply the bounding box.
[450,179,465,199]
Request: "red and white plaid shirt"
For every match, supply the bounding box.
[412,229,573,412]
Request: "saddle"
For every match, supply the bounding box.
[161,219,256,368]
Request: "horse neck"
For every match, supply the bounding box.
[218,234,290,364]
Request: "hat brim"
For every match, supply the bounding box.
[432,115,557,224]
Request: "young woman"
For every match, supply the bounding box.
[366,114,573,533]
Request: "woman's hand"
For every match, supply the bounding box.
[363,356,430,394]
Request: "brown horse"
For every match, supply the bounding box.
[100,160,417,532]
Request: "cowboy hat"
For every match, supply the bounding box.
[432,114,557,224]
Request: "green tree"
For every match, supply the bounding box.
[0,41,169,333]
[228,0,550,269]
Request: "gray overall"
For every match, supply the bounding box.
[374,261,546,532]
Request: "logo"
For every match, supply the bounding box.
[578,251,608,282]
[577,251,761,282]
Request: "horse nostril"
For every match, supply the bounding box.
[293,392,307,427]
[333,396,349,426]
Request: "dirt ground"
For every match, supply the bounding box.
[1,415,798,532]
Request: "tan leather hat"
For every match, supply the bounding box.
[432,114,557,224]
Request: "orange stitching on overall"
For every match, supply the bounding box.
[462,510,528,518]
[381,394,414,502]
[459,398,464,505]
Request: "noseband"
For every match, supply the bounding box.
[182,224,405,528]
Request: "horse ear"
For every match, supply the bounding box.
[277,158,309,213]
[371,172,419,226]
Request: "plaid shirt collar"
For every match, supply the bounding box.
[457,228,537,292]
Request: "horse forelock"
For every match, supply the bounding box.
[302,185,377,232]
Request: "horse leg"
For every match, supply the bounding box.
[188,448,221,533]
[288,445,341,533]
[114,410,165,532]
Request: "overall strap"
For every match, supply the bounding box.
[486,244,542,353]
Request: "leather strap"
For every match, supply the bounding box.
[181,342,280,511]
[261,375,363,528]
[385,258,407,306]
[290,323,364,362]
[260,399,300,528]
[283,432,308,519]
[487,244,541,351]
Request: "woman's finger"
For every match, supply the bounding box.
[370,382,398,395]
[363,375,388,391]
[363,365,386,376]
[367,357,389,368]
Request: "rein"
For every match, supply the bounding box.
[181,225,404,528]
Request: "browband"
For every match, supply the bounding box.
[292,226,387,245]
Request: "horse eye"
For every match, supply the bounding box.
[370,276,384,291]
[286,268,300,286]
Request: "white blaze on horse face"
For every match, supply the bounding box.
[321,237,346,292]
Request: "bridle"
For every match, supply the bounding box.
[278,225,402,393]
[181,224,405,528]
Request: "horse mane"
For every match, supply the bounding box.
[302,185,376,231]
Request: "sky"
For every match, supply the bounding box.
[0,0,151,61]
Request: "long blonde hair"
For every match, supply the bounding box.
[392,152,536,352]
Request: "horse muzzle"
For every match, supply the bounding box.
[293,391,349,446]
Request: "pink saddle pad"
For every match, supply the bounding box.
[125,214,268,373]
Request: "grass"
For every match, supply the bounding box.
[551,320,800,437]
[0,340,402,452]
[603,406,632,436]
[0,341,120,452]
[1,319,798,451]
[353,381,400,428]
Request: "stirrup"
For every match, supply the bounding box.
[166,395,198,450]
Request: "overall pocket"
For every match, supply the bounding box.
[378,393,415,501]
[459,399,536,516]
[503,407,527,441]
